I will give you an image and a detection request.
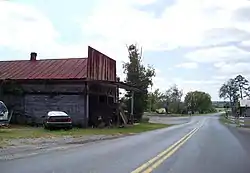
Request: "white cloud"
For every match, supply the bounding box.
[214,62,250,75]
[182,80,219,85]
[2,0,250,101]
[175,62,198,69]
[80,0,250,99]
[3,0,250,58]
[81,0,165,52]
[240,40,250,46]
[0,1,58,53]
[81,0,250,52]
[132,0,158,5]
[186,46,250,63]
[152,75,221,100]
[3,0,250,59]
[0,1,91,59]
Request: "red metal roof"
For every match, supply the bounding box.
[0,58,88,80]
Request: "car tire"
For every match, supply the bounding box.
[65,126,72,131]
[43,123,48,130]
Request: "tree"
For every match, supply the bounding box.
[219,78,239,114]
[123,44,155,121]
[147,89,165,112]
[147,85,185,114]
[184,91,213,113]
[164,85,183,114]
[219,79,239,101]
[234,75,249,99]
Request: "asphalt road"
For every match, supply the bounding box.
[1,113,250,173]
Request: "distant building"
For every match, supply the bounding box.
[212,101,229,108]
[239,99,250,117]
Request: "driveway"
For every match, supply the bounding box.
[148,115,191,125]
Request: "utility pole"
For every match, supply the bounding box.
[149,86,152,112]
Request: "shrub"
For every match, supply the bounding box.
[141,117,150,123]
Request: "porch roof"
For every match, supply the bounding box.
[86,80,143,92]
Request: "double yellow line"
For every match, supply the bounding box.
[131,120,205,173]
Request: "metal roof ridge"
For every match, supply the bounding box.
[0,57,88,62]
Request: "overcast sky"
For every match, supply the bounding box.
[1,0,250,101]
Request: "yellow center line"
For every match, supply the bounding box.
[142,127,200,173]
[131,127,197,173]
[131,120,205,173]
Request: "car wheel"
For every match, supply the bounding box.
[43,123,51,130]
[65,126,72,131]
[43,123,48,130]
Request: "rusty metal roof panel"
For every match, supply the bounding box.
[0,58,88,80]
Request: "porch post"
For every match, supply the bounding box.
[85,82,89,127]
[131,91,134,124]
[0,81,3,99]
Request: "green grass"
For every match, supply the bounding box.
[0,123,171,143]
[215,108,225,112]
[191,113,216,116]
[144,113,213,117]
[219,114,239,125]
[0,140,8,148]
[219,115,231,124]
[144,113,189,117]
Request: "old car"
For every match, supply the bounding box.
[0,101,8,126]
[42,111,72,130]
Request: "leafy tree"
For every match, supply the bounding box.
[147,89,165,111]
[164,85,183,114]
[123,44,155,121]
[219,78,239,114]
[147,85,185,114]
[184,91,213,113]
[234,75,249,99]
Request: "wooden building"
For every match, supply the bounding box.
[0,46,139,127]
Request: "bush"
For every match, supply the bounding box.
[141,117,150,123]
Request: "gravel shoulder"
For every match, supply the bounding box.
[0,134,128,160]
[0,123,170,160]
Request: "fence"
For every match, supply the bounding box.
[239,116,250,127]
[228,116,236,124]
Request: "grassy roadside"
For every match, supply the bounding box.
[0,123,171,147]
[219,113,240,126]
[144,113,189,117]
[219,115,231,124]
[144,113,216,117]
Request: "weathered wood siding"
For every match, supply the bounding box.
[2,83,87,126]
[87,46,116,81]
[24,94,86,127]
[21,83,85,93]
